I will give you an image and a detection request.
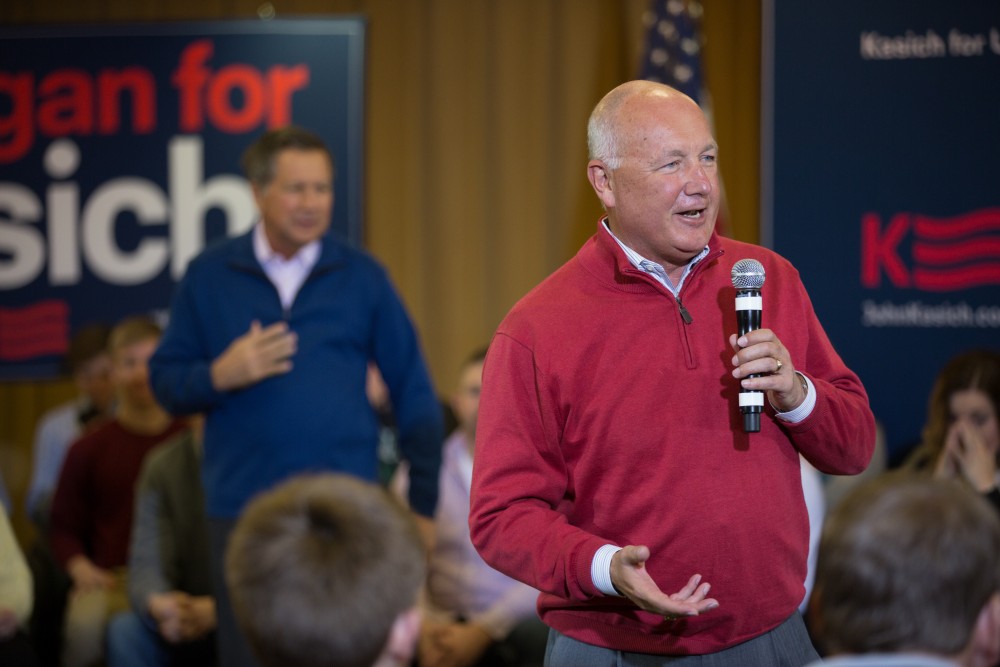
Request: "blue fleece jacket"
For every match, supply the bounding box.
[149,230,443,519]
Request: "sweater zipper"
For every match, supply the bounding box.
[674,246,724,326]
[676,296,693,324]
[621,268,695,324]
[620,247,722,325]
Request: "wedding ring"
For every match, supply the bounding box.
[775,358,783,372]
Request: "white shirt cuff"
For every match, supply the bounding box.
[592,544,623,596]
[774,372,816,423]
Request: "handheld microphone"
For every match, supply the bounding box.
[731,259,765,433]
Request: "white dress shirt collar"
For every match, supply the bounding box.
[601,219,709,296]
[252,223,321,311]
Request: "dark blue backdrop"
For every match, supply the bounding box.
[763,1,1000,463]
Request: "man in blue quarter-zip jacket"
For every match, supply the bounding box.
[149,126,444,667]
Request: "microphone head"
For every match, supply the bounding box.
[731,259,765,290]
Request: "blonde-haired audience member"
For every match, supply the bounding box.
[50,316,189,667]
[225,473,424,667]
[807,473,1000,666]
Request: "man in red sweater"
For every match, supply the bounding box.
[50,316,188,667]
[469,81,876,665]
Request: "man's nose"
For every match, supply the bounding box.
[684,165,712,195]
[302,187,327,208]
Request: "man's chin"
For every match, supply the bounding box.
[290,231,326,248]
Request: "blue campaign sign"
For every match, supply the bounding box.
[0,19,366,378]
[763,2,1000,463]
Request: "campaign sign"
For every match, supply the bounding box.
[0,19,366,378]
[763,2,1000,462]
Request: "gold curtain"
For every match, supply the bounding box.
[0,0,761,545]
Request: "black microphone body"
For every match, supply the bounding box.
[732,260,766,433]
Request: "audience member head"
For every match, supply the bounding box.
[241,126,334,259]
[64,323,114,420]
[107,316,163,412]
[922,349,1000,470]
[585,81,719,275]
[451,347,487,443]
[225,473,425,667]
[811,472,1000,665]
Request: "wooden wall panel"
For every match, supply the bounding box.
[0,380,76,546]
[0,1,762,549]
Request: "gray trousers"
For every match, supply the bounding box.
[544,613,819,667]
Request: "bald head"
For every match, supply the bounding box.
[584,80,719,274]
[587,81,704,169]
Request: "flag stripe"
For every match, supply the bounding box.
[913,264,1000,291]
[0,300,68,327]
[0,320,67,345]
[913,209,1000,240]
[0,337,69,361]
[913,238,1000,265]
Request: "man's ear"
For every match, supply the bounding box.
[381,606,421,666]
[587,160,615,210]
[969,592,1000,667]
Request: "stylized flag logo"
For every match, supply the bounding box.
[0,300,69,361]
[911,209,1000,291]
[862,208,1000,291]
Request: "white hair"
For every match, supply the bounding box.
[587,107,621,169]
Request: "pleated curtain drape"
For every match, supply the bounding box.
[0,0,761,546]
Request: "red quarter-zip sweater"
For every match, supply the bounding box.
[470,225,875,655]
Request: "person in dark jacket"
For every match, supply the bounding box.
[149,126,443,667]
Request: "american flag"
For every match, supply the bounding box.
[638,0,706,105]
[638,0,729,235]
